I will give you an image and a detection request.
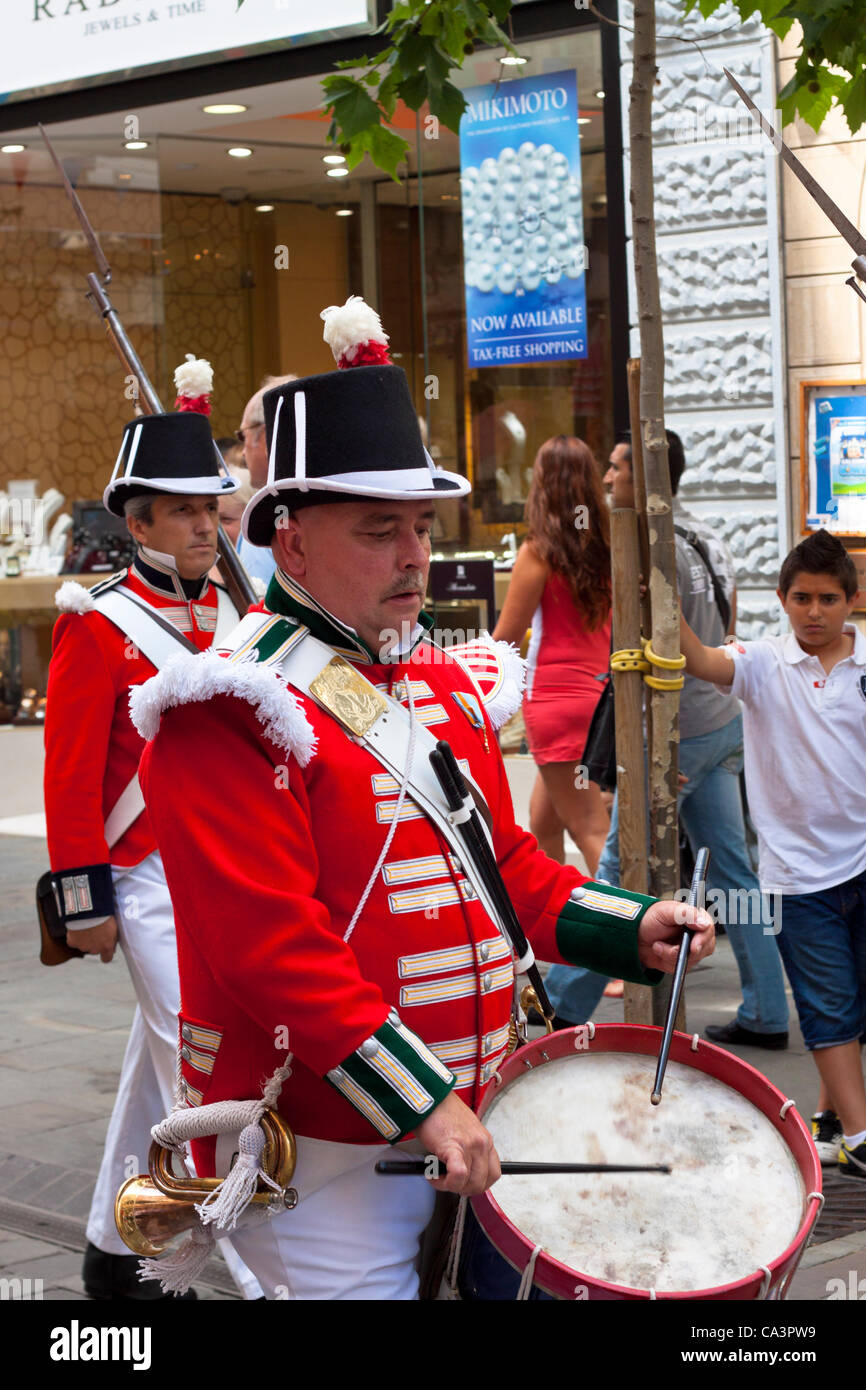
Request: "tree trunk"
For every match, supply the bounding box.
[629,0,682,1021]
[611,506,653,1027]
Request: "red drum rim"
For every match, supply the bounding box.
[470,1023,823,1301]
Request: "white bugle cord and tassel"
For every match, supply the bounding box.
[138,1057,293,1294]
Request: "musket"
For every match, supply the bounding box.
[39,124,256,613]
[723,70,866,305]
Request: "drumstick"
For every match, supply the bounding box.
[429,741,556,1023]
[375,1158,672,1177]
[650,846,710,1106]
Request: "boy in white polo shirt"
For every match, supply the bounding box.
[679,530,866,1178]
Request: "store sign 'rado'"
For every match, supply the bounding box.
[12,0,373,102]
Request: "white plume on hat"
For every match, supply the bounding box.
[320,295,389,366]
[173,353,213,399]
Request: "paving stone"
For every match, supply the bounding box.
[789,1250,866,1301]
[0,1157,68,1200]
[12,1248,85,1284]
[0,1100,107,1138]
[4,1120,111,1169]
[0,1232,60,1265]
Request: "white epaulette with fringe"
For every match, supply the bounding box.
[54,569,128,614]
[439,634,526,731]
[129,611,318,766]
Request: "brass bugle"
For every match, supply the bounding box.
[115,1108,298,1257]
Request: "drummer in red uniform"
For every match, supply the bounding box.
[133,297,715,1300]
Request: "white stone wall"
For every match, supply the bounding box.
[619,0,788,637]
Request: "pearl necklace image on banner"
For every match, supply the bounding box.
[462,141,586,297]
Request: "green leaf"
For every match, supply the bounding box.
[430,78,467,133]
[475,14,511,48]
[424,41,451,97]
[378,68,401,121]
[441,8,470,59]
[420,3,441,36]
[322,74,365,99]
[397,32,428,78]
[346,126,410,181]
[397,71,429,109]
[329,81,384,141]
[842,70,866,133]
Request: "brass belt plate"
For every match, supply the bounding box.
[309,656,389,737]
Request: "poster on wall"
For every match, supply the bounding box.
[459,69,588,369]
[800,380,866,535]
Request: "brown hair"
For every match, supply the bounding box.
[778,529,859,600]
[525,435,611,630]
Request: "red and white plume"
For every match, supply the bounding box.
[173,353,214,415]
[320,295,391,369]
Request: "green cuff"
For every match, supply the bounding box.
[555,882,662,986]
[326,1011,456,1142]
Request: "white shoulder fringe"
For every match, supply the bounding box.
[129,650,318,765]
[54,580,95,614]
[443,633,526,731]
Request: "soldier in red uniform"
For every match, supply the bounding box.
[133,300,714,1300]
[42,410,262,1299]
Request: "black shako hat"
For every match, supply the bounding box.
[241,365,471,546]
[102,412,239,517]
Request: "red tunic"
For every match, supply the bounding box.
[134,594,657,1166]
[44,558,224,923]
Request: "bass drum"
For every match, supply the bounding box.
[455,1024,822,1301]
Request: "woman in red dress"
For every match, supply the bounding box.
[493,435,611,874]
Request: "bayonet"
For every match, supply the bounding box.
[723,70,866,304]
[39,125,255,609]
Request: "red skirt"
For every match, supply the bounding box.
[523,672,606,766]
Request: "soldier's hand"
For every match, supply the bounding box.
[416,1090,501,1195]
[68,915,118,963]
[638,900,714,974]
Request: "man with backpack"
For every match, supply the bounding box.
[543,431,790,1049]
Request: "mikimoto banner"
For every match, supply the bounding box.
[460,69,588,369]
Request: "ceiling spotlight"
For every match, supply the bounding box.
[124,140,149,150]
[500,54,528,66]
[323,154,346,165]
[227,146,253,158]
[335,208,353,217]
[255,204,274,212]
[118,172,132,181]
[596,90,606,99]
[1,144,25,154]
[327,167,349,178]
[203,103,248,115]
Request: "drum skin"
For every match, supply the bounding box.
[462,1024,823,1302]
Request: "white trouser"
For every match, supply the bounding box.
[225,1135,436,1300]
[85,851,263,1299]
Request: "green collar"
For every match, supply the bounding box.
[265,570,433,664]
